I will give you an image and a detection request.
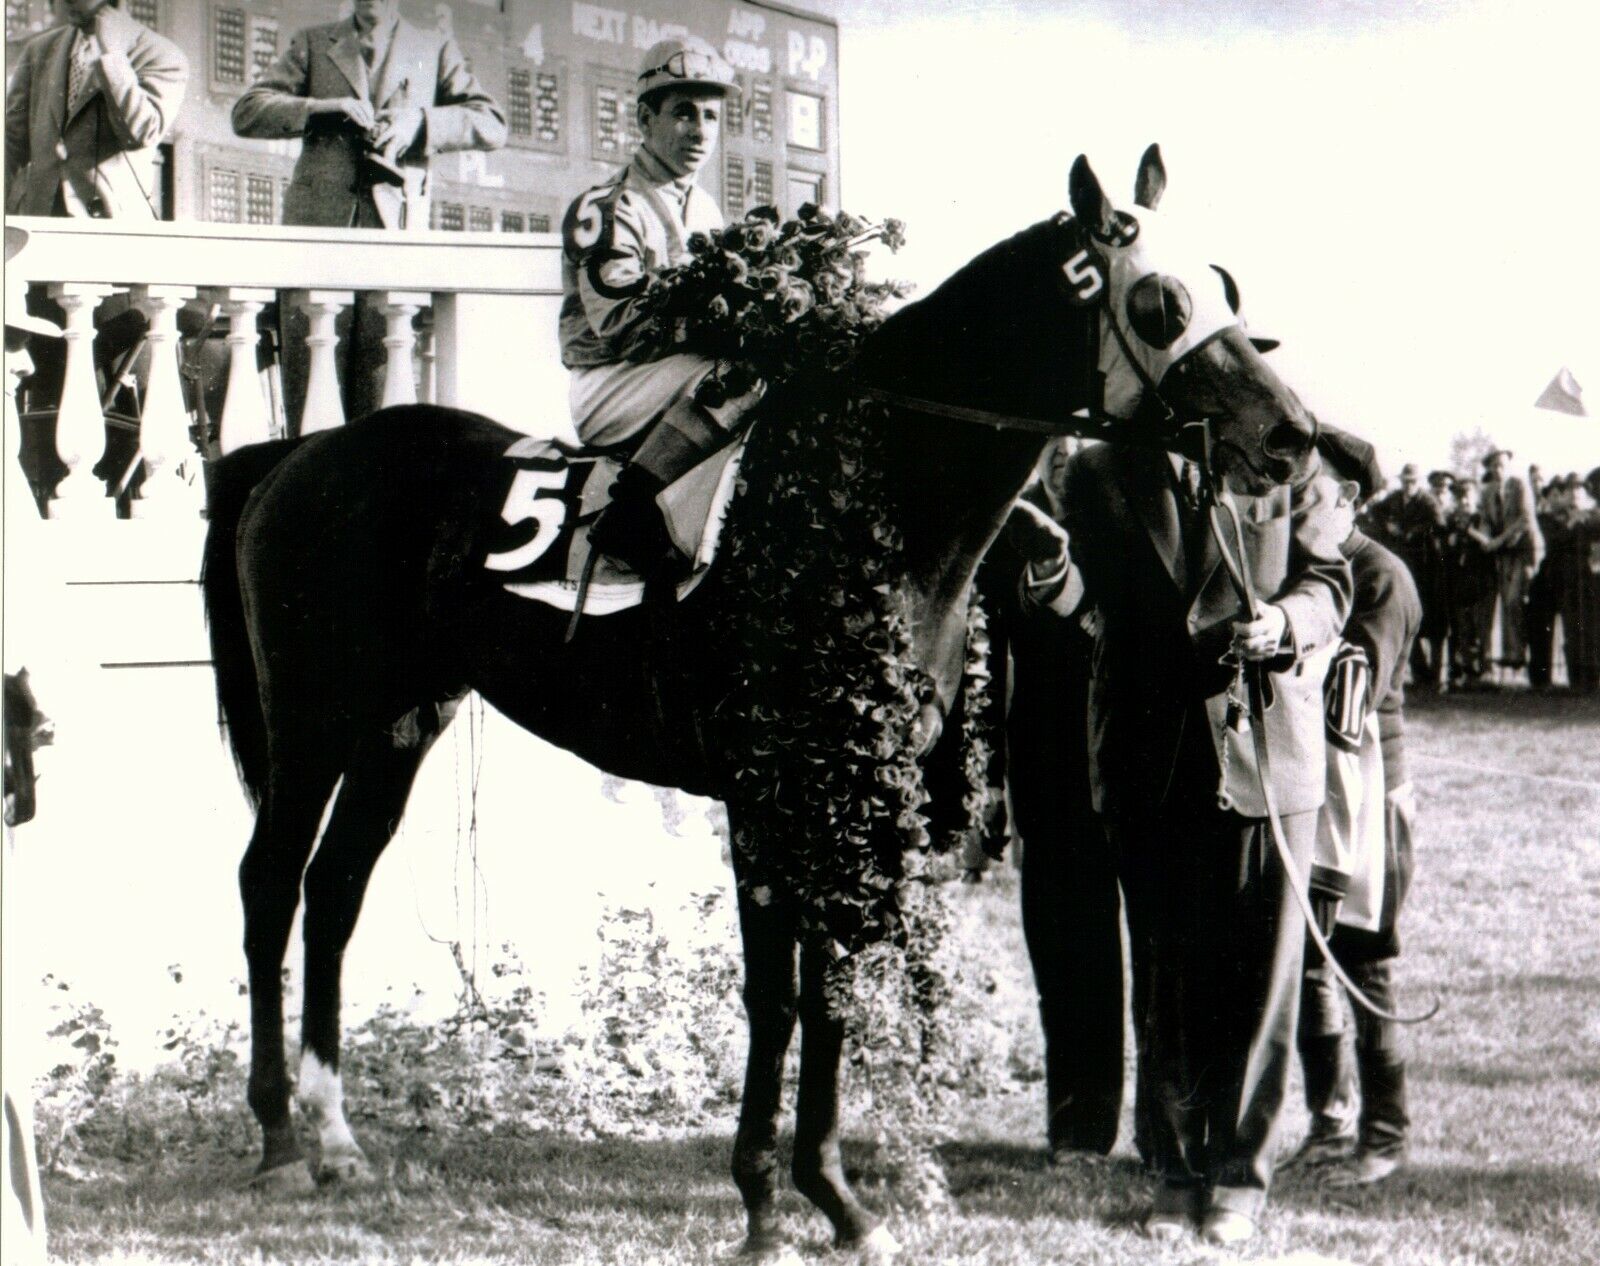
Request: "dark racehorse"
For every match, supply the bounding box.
[202,149,1319,1258]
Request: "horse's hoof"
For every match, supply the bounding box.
[315,1146,376,1188]
[731,1238,803,1266]
[852,1226,902,1263]
[246,1160,315,1196]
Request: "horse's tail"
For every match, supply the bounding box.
[200,440,302,810]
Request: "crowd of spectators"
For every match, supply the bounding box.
[1360,451,1600,692]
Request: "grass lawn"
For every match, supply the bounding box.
[38,690,1600,1264]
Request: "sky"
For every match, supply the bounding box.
[816,0,1599,478]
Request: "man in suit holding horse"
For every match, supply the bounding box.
[1062,441,1351,1246]
[232,0,506,425]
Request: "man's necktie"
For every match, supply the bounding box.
[1177,458,1206,579]
[66,32,97,119]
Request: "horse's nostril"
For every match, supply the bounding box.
[1263,420,1312,460]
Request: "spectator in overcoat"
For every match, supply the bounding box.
[1545,475,1600,691]
[1446,477,1497,686]
[1061,440,1351,1246]
[232,0,506,426]
[1480,449,1543,678]
[1371,465,1445,688]
[1527,476,1565,688]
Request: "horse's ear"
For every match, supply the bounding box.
[1069,156,1116,237]
[1134,144,1166,210]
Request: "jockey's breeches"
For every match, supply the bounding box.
[569,354,717,448]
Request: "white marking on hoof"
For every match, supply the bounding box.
[297,1051,366,1178]
[856,1226,902,1263]
[245,1161,316,1196]
[316,1145,376,1188]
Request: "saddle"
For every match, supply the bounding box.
[480,433,745,616]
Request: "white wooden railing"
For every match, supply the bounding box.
[4,217,571,520]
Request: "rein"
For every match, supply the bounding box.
[1198,426,1440,1026]
[856,266,1184,449]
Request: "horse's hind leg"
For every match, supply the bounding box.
[729,852,800,1259]
[241,747,343,1191]
[297,713,449,1186]
[793,944,894,1258]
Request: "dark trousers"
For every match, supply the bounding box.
[1526,563,1559,687]
[1298,953,1409,1157]
[1114,802,1314,1218]
[277,194,396,433]
[19,285,151,507]
[1019,810,1124,1156]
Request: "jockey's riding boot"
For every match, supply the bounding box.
[587,397,728,578]
[586,462,680,579]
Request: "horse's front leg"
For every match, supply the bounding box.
[298,729,440,1186]
[793,944,896,1259]
[730,854,800,1259]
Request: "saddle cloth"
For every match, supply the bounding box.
[482,432,746,615]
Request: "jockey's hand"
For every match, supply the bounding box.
[1003,499,1068,567]
[1231,603,1288,661]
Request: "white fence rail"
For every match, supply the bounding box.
[5,216,570,519]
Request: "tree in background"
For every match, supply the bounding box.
[1449,427,1497,479]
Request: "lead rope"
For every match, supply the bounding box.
[1199,426,1439,1025]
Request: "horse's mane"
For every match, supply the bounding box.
[700,227,1087,952]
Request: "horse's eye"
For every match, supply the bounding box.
[1124,273,1192,349]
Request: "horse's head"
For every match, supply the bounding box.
[1065,145,1319,492]
[4,669,49,828]
[853,146,1317,494]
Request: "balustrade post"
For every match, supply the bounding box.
[379,291,430,408]
[128,284,200,517]
[431,292,460,408]
[295,290,354,434]
[44,282,116,518]
[417,312,437,405]
[212,287,275,453]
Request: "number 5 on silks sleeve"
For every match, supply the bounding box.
[563,185,616,257]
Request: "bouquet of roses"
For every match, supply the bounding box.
[630,203,910,405]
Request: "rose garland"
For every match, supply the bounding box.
[632,206,990,954]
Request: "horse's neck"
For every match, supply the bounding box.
[873,406,1046,709]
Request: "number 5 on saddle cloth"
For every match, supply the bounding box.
[478,431,747,616]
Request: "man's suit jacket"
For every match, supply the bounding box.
[231,18,506,230]
[1062,444,1352,821]
[5,8,188,218]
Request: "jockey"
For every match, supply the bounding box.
[559,36,761,576]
